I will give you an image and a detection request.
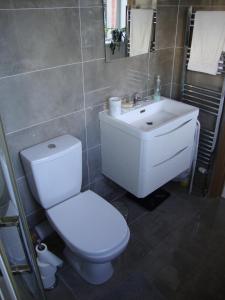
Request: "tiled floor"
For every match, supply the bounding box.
[45,183,225,300]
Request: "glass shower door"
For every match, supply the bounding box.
[0,117,46,300]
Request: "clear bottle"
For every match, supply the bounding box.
[154,75,161,101]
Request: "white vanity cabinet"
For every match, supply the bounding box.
[99,98,199,198]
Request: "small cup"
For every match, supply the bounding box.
[108,97,122,117]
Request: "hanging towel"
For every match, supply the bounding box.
[129,9,153,57]
[188,11,225,75]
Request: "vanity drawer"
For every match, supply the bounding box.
[144,118,196,168]
[140,144,192,197]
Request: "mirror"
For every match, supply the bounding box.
[103,0,157,61]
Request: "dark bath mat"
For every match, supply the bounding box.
[128,188,170,211]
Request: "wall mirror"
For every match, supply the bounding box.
[103,0,157,62]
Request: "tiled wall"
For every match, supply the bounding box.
[0,0,181,227]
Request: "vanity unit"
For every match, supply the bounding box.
[99,98,199,198]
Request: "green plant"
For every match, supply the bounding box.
[110,28,126,55]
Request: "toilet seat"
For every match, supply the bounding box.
[47,190,130,262]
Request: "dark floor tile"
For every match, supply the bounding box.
[90,177,126,202]
[57,263,108,300]
[57,234,150,300]
[47,184,225,300]
[130,212,171,250]
[97,272,166,300]
[45,277,76,300]
[129,194,197,250]
[112,193,149,225]
[113,234,151,275]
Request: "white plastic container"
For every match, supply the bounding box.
[35,243,63,267]
[36,258,57,277]
[41,273,56,289]
[108,97,122,117]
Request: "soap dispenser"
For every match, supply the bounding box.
[154,75,161,101]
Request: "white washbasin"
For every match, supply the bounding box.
[99,98,199,138]
[99,97,199,198]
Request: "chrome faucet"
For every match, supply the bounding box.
[132,92,142,105]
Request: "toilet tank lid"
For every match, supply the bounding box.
[20,135,81,164]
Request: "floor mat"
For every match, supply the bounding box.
[129,188,170,211]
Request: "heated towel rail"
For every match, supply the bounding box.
[181,7,225,172]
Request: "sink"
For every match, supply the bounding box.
[100,98,199,138]
[130,110,176,131]
[99,97,199,198]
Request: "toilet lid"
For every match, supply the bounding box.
[47,190,129,257]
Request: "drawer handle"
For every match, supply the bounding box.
[153,146,189,167]
[155,119,192,137]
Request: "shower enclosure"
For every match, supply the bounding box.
[0,117,46,300]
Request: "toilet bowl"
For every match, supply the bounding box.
[47,190,129,284]
[20,135,130,284]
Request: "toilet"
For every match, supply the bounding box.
[20,135,130,285]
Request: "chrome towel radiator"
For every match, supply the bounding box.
[181,7,225,171]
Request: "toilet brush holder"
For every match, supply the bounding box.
[37,258,57,277]
[41,272,57,290]
[36,258,57,289]
[35,242,63,268]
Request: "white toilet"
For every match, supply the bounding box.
[20,135,130,285]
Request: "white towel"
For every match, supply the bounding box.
[129,9,153,57]
[188,11,225,75]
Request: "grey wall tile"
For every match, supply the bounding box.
[148,49,174,89]
[0,0,79,9]
[156,6,178,49]
[81,7,105,61]
[158,0,179,5]
[6,111,86,179]
[171,83,182,100]
[0,8,81,77]
[176,6,187,48]
[85,86,114,107]
[88,145,102,183]
[86,104,104,149]
[0,64,84,133]
[17,177,41,216]
[26,209,45,229]
[161,84,172,98]
[173,47,184,85]
[189,5,225,10]
[82,151,89,188]
[79,0,102,7]
[179,0,225,6]
[84,54,149,97]
[83,59,110,93]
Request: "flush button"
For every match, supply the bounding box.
[48,144,56,149]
